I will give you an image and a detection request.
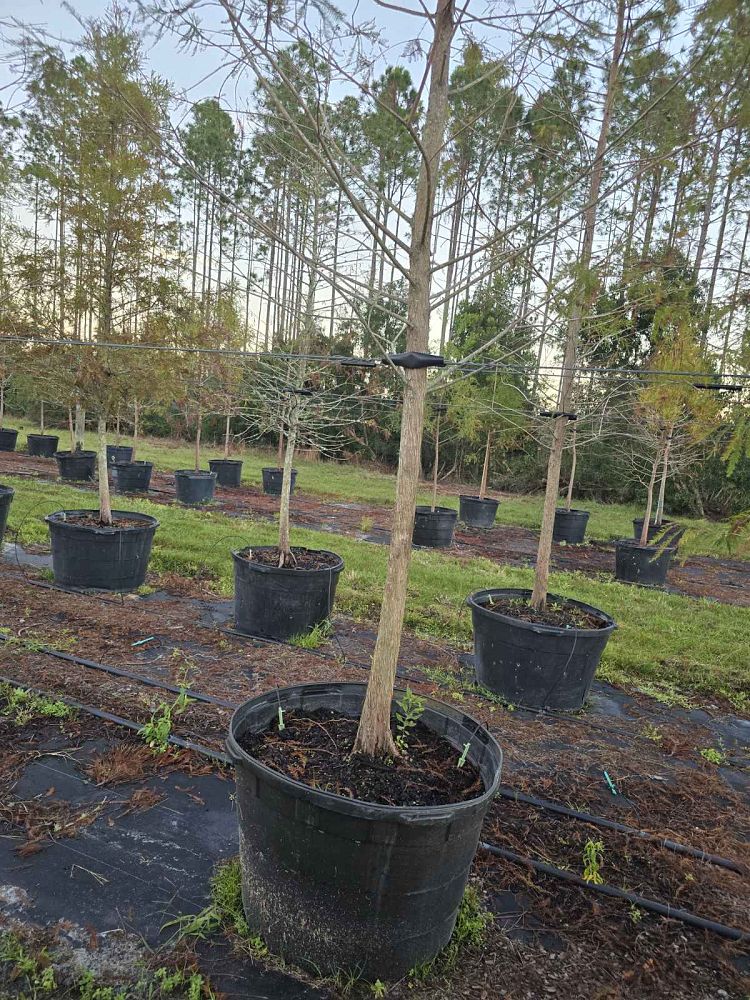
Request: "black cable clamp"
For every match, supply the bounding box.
[383,352,445,369]
[539,410,578,420]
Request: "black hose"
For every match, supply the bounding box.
[479,842,749,942]
[0,633,236,710]
[496,786,747,875]
[0,674,230,764]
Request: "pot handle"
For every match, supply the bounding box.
[224,737,243,765]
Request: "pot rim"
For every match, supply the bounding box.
[55,450,96,459]
[0,427,18,435]
[174,469,217,479]
[209,458,243,466]
[112,460,153,469]
[615,537,676,554]
[467,587,616,637]
[232,544,344,577]
[415,505,458,517]
[262,466,298,474]
[459,494,499,505]
[227,681,502,822]
[554,507,590,517]
[27,433,59,440]
[45,509,160,533]
[0,485,14,497]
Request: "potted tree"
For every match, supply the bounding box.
[209,354,244,487]
[552,417,590,543]
[0,484,13,540]
[44,348,159,591]
[27,400,59,458]
[614,328,719,587]
[234,357,348,639]
[413,401,457,546]
[467,0,629,709]
[0,341,19,452]
[40,348,97,481]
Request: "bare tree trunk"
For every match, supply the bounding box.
[431,412,441,511]
[565,424,577,512]
[40,400,45,436]
[479,431,492,501]
[97,417,112,527]
[354,0,455,757]
[277,426,284,467]
[277,405,299,565]
[655,429,672,526]
[132,399,139,461]
[224,411,232,459]
[74,403,86,451]
[194,402,202,471]
[531,0,627,610]
[640,448,661,546]
[68,407,75,451]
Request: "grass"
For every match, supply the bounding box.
[2,474,749,711]
[9,419,736,559]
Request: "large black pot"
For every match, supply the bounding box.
[412,505,458,548]
[112,461,153,494]
[107,444,133,466]
[27,434,59,458]
[232,546,343,640]
[209,458,243,487]
[632,517,676,543]
[174,469,216,505]
[459,495,499,529]
[615,538,675,588]
[227,682,503,980]
[553,508,590,544]
[55,450,96,481]
[0,428,18,452]
[45,510,158,591]
[467,588,616,711]
[262,467,297,495]
[0,486,14,540]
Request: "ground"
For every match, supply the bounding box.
[0,429,748,998]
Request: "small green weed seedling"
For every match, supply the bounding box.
[140,689,191,753]
[370,980,387,997]
[288,619,332,649]
[582,839,605,884]
[0,681,74,726]
[699,746,727,765]
[395,687,425,753]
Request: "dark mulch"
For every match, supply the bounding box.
[56,512,147,529]
[482,596,608,630]
[239,707,484,807]
[236,546,340,570]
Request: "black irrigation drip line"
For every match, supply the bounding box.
[0,632,236,710]
[495,787,747,875]
[479,843,749,943]
[0,674,230,764]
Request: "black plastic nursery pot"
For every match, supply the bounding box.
[232,546,343,641]
[553,507,590,544]
[467,588,616,711]
[209,458,243,487]
[112,460,153,494]
[55,450,96,481]
[227,682,503,980]
[174,469,216,505]
[45,510,158,591]
[27,434,59,458]
[262,467,297,495]
[459,495,499,529]
[0,486,14,540]
[106,444,133,465]
[412,505,458,548]
[614,537,675,588]
[0,428,18,452]
[632,517,675,543]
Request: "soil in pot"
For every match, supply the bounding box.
[45,509,158,591]
[412,505,457,547]
[228,682,502,981]
[459,495,499,529]
[106,444,133,465]
[112,460,153,493]
[0,486,14,540]
[0,428,18,452]
[233,545,343,640]
[553,507,590,544]
[240,707,482,807]
[615,537,675,587]
[467,588,616,711]
[174,469,216,505]
[55,450,96,481]
[27,434,59,458]
[262,467,297,495]
[209,458,243,487]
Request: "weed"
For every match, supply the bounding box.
[629,904,643,924]
[136,582,157,596]
[288,619,332,649]
[370,980,387,997]
[359,516,374,533]
[140,689,191,753]
[0,681,75,726]
[394,687,425,753]
[699,746,727,765]
[410,884,492,981]
[0,931,56,995]
[640,723,663,742]
[582,838,605,884]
